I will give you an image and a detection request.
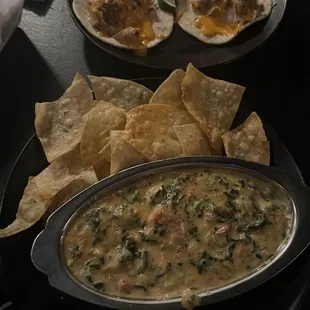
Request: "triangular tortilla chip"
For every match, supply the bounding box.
[80,100,126,166]
[42,178,95,222]
[0,177,50,238]
[174,123,212,156]
[98,142,111,163]
[123,104,194,161]
[149,69,185,110]
[34,146,98,200]
[221,112,270,165]
[89,76,153,111]
[181,63,245,155]
[35,73,94,162]
[110,130,148,175]
[0,174,99,238]
[93,159,111,180]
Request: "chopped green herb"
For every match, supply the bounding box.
[215,176,229,188]
[238,211,270,233]
[227,242,236,262]
[133,215,146,228]
[85,274,93,283]
[150,186,166,205]
[70,245,82,260]
[190,251,214,274]
[128,190,141,203]
[92,227,107,246]
[213,206,233,222]
[226,197,238,214]
[154,223,166,236]
[193,200,205,218]
[85,257,105,269]
[238,179,246,188]
[87,210,101,232]
[189,225,199,241]
[154,263,172,281]
[92,282,105,291]
[255,253,263,259]
[117,246,134,264]
[137,249,148,274]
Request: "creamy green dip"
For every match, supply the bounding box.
[63,167,292,307]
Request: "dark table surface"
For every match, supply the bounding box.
[0,0,309,309]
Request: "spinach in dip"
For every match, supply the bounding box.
[63,167,292,308]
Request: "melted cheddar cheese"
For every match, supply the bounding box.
[193,0,256,37]
[89,0,155,49]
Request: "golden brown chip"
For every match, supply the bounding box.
[174,123,212,156]
[89,76,153,111]
[221,112,270,165]
[93,159,111,180]
[35,73,94,163]
[80,101,126,166]
[149,69,185,109]
[0,177,50,238]
[34,146,98,200]
[110,130,148,175]
[98,142,111,163]
[123,104,194,161]
[42,178,94,222]
[181,63,245,155]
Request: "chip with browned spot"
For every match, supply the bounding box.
[34,145,98,200]
[110,130,148,175]
[80,100,126,167]
[35,73,94,162]
[0,177,49,238]
[89,76,153,111]
[123,104,194,161]
[221,112,270,165]
[174,123,212,156]
[150,69,185,110]
[181,63,245,155]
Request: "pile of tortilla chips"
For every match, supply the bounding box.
[0,63,270,238]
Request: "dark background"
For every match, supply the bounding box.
[0,0,309,309]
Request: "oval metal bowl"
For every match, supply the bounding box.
[31,156,310,309]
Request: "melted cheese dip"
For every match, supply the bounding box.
[63,167,292,304]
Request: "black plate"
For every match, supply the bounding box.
[0,78,309,310]
[67,0,287,69]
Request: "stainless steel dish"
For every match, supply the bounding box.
[31,156,310,309]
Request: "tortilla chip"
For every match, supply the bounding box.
[181,63,245,155]
[98,142,111,163]
[42,178,94,223]
[93,159,111,180]
[34,146,98,200]
[35,73,94,162]
[149,69,185,109]
[174,123,212,156]
[89,76,153,111]
[110,131,148,175]
[80,101,126,166]
[0,177,50,238]
[123,104,194,161]
[221,112,270,165]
